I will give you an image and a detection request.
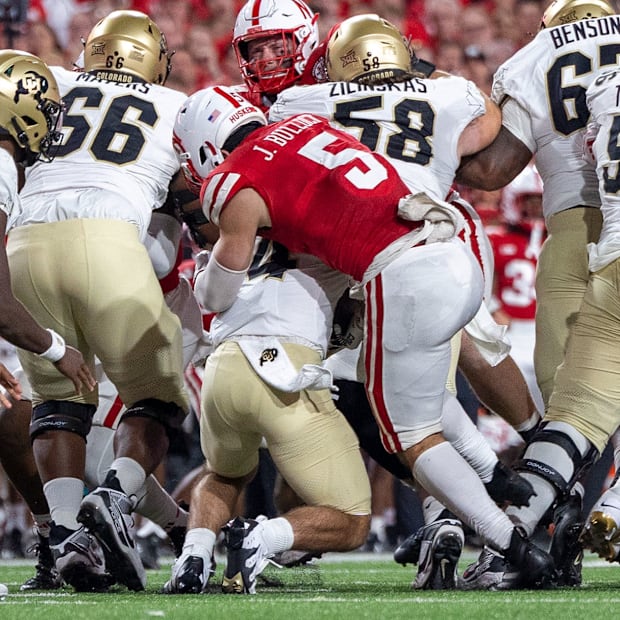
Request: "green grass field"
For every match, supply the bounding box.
[0,552,619,620]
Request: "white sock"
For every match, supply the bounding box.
[261,517,295,555]
[134,475,187,531]
[441,394,497,482]
[182,527,216,561]
[43,477,85,531]
[421,496,447,524]
[413,442,514,551]
[107,457,146,497]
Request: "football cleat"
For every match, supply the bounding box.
[77,483,146,591]
[49,523,112,592]
[272,550,321,568]
[222,516,273,595]
[20,532,64,591]
[549,492,584,586]
[461,529,557,591]
[394,518,464,589]
[484,461,536,507]
[163,553,215,594]
[504,527,557,589]
[460,547,509,590]
[580,489,620,562]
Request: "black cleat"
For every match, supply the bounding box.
[394,518,464,590]
[77,484,146,591]
[163,554,214,594]
[504,527,557,589]
[49,523,112,592]
[20,533,63,591]
[550,492,584,586]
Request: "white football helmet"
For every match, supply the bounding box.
[173,86,267,194]
[233,0,319,97]
[500,163,543,226]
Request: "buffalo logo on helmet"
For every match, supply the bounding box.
[14,70,49,104]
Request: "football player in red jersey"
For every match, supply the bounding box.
[170,84,557,591]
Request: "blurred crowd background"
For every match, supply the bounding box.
[0,0,558,221]
[1,0,547,95]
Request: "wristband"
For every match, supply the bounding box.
[38,329,66,363]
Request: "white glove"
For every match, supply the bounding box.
[398,192,465,242]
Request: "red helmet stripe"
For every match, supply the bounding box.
[250,0,262,26]
[292,0,313,18]
[213,85,243,107]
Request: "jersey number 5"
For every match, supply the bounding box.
[297,130,388,190]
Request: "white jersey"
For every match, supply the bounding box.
[207,239,349,356]
[269,75,486,201]
[17,67,187,239]
[491,16,620,219]
[585,68,620,272]
[0,149,19,226]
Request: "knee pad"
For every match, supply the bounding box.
[515,422,599,499]
[120,398,186,438]
[30,401,95,442]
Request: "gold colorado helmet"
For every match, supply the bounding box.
[326,13,414,84]
[84,9,172,84]
[541,0,615,28]
[0,50,62,163]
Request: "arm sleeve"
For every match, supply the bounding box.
[193,255,246,313]
[501,97,537,154]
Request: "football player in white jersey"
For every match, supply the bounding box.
[455,0,619,589]
[0,50,96,590]
[269,13,545,589]
[557,65,620,564]
[7,10,190,592]
[0,50,94,398]
[2,201,207,592]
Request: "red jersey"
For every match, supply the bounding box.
[200,114,420,282]
[488,223,545,320]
